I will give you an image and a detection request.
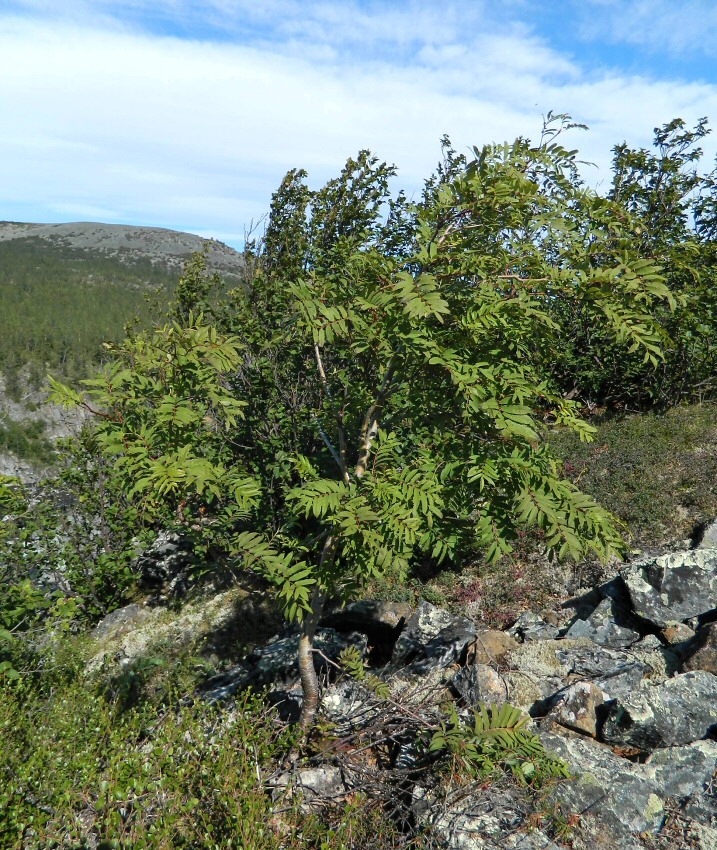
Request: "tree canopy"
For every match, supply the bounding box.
[51,119,676,727]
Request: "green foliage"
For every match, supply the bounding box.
[338,645,391,699]
[0,237,176,392]
[550,117,717,408]
[49,124,674,728]
[49,315,259,531]
[429,703,571,789]
[0,416,55,466]
[549,402,717,547]
[0,651,415,849]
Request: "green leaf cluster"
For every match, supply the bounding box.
[429,703,571,788]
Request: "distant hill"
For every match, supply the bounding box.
[0,221,244,281]
[0,221,245,480]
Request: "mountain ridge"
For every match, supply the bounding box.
[0,220,245,279]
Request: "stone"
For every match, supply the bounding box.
[197,627,368,701]
[623,549,717,628]
[684,623,717,674]
[413,784,562,850]
[546,681,605,737]
[661,620,697,645]
[565,597,641,648]
[543,733,717,850]
[452,663,509,707]
[271,765,350,805]
[391,601,457,665]
[466,629,519,667]
[91,603,151,641]
[391,601,476,672]
[698,517,717,549]
[134,530,197,602]
[602,670,717,749]
[507,610,560,642]
[247,627,368,688]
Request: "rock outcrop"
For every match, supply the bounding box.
[90,533,717,849]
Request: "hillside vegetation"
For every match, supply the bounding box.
[4,115,717,847]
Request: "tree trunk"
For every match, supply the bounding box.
[298,536,335,730]
[297,590,324,731]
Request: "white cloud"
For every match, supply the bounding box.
[576,0,717,59]
[1,5,716,248]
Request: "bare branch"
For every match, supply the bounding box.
[355,351,400,480]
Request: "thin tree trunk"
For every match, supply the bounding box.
[298,536,335,730]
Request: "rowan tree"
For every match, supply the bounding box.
[53,132,672,729]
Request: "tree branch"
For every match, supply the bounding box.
[355,351,400,480]
[314,343,350,484]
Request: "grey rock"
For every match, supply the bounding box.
[91,603,151,640]
[602,670,717,749]
[198,628,367,700]
[543,733,717,849]
[546,681,605,737]
[698,518,717,549]
[553,644,652,701]
[507,611,560,642]
[623,549,717,628]
[321,678,383,735]
[565,597,641,648]
[391,601,476,671]
[413,784,562,850]
[271,765,350,805]
[248,628,368,688]
[661,620,697,645]
[135,531,196,602]
[452,663,510,707]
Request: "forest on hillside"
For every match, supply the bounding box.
[4,114,717,847]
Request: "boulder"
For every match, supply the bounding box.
[623,550,717,628]
[543,733,717,850]
[91,603,151,641]
[391,601,477,672]
[602,671,717,749]
[564,597,641,648]
[134,531,197,603]
[545,681,605,737]
[507,610,559,642]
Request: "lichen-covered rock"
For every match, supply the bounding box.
[565,597,641,648]
[452,662,509,707]
[391,601,477,673]
[543,734,717,850]
[602,671,717,749]
[507,610,559,642]
[413,784,562,850]
[623,550,717,628]
[546,681,605,737]
[91,603,151,641]
[466,629,518,667]
[134,530,197,602]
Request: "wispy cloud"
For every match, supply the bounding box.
[1,2,716,247]
[572,0,717,59]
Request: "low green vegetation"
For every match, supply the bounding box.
[0,416,55,465]
[0,237,177,392]
[4,114,717,847]
[0,650,422,850]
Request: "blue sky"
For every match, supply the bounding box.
[2,0,717,248]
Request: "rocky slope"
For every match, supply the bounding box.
[87,529,717,850]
